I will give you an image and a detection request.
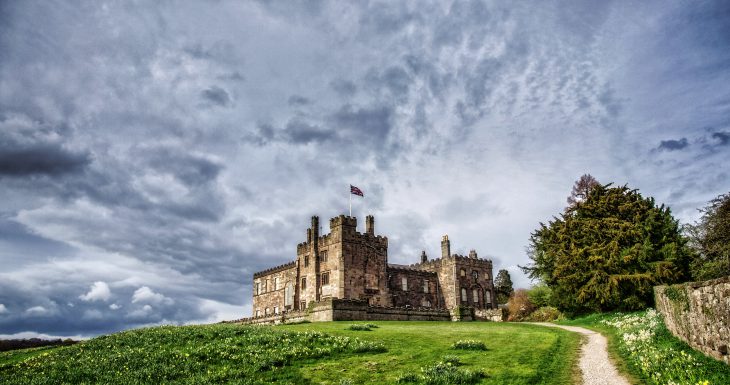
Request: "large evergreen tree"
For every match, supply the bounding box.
[686,191,730,280]
[494,269,514,304]
[521,184,693,314]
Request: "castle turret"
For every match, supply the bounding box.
[469,249,477,259]
[441,235,450,258]
[366,215,374,235]
[421,250,428,263]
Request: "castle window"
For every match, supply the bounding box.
[263,280,268,293]
[285,282,293,307]
[401,277,408,291]
[473,288,479,304]
[461,288,467,302]
[321,272,330,285]
[421,299,431,308]
[255,309,261,317]
[304,256,309,267]
[255,282,260,295]
[300,300,306,310]
[320,251,328,262]
[460,269,466,277]
[423,280,429,293]
[264,308,269,315]
[485,290,492,307]
[274,277,279,291]
[301,277,307,290]
[274,306,279,314]
[472,270,478,280]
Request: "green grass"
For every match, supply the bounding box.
[0,321,581,385]
[278,321,580,384]
[561,310,730,385]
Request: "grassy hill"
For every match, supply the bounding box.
[0,321,580,385]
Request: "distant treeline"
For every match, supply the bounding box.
[0,338,78,352]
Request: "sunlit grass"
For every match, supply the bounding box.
[0,321,580,385]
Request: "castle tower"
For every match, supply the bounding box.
[421,250,428,264]
[441,235,451,258]
[469,249,477,259]
[365,215,374,235]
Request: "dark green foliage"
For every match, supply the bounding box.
[527,284,553,308]
[522,184,693,314]
[494,269,514,304]
[686,191,730,280]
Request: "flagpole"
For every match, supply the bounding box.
[349,185,352,216]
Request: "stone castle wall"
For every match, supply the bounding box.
[387,266,442,308]
[250,214,500,323]
[655,276,730,364]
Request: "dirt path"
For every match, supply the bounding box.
[531,323,631,385]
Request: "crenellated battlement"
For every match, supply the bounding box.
[253,261,296,278]
[330,215,357,228]
[408,253,492,269]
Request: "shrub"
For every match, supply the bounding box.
[527,284,553,308]
[441,355,461,366]
[395,372,420,383]
[526,306,564,322]
[507,289,535,321]
[451,340,487,351]
[365,323,379,328]
[346,324,372,331]
[420,361,486,385]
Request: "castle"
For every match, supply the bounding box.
[249,215,501,323]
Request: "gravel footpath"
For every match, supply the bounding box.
[531,323,631,385]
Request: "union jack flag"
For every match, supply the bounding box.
[350,185,364,197]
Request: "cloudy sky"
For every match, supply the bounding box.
[1,1,729,338]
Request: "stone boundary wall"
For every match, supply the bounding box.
[232,298,503,325]
[654,276,729,364]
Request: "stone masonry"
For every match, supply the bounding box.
[655,276,730,364]
[250,215,499,322]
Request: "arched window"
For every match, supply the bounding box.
[461,288,467,302]
[485,289,492,308]
[460,269,466,277]
[473,288,479,305]
[472,270,478,280]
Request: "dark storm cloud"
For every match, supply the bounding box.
[0,143,90,177]
[711,131,729,146]
[201,86,232,107]
[657,138,689,151]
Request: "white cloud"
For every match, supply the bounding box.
[109,303,121,310]
[132,286,174,305]
[79,281,111,302]
[0,304,7,314]
[127,304,153,318]
[25,306,49,316]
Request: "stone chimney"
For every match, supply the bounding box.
[365,215,374,235]
[420,250,428,263]
[311,216,319,239]
[469,249,477,259]
[441,235,450,258]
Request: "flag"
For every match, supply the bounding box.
[350,185,364,197]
